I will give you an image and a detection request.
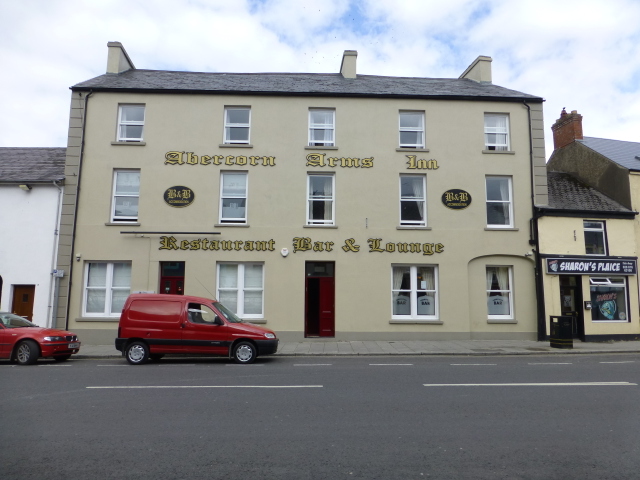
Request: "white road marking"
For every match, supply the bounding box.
[87,385,323,389]
[294,364,333,366]
[369,364,414,366]
[528,362,572,365]
[600,361,635,364]
[450,363,497,366]
[38,364,71,367]
[424,382,637,387]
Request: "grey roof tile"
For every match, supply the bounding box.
[72,70,542,101]
[0,148,66,183]
[545,172,633,213]
[579,137,640,171]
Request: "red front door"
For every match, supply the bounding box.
[305,262,335,337]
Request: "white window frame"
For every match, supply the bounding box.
[584,220,607,256]
[486,265,514,320]
[219,172,248,224]
[485,176,513,228]
[216,263,264,319]
[589,277,628,322]
[391,265,439,320]
[82,262,131,317]
[223,107,251,144]
[307,173,335,225]
[399,111,425,149]
[111,170,140,223]
[399,174,427,227]
[484,113,510,151]
[117,105,145,142]
[308,109,335,146]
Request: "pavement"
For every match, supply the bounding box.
[77,339,640,358]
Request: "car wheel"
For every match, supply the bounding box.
[149,354,164,362]
[15,340,39,365]
[54,355,72,362]
[233,341,256,364]
[125,341,149,365]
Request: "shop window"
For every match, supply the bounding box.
[485,176,513,228]
[217,263,264,319]
[111,170,140,222]
[584,220,607,255]
[484,113,510,151]
[307,174,335,225]
[219,172,247,224]
[399,111,425,149]
[399,175,426,226]
[391,265,438,318]
[224,107,251,144]
[590,277,628,321]
[83,262,131,317]
[309,109,335,146]
[486,266,513,319]
[117,105,145,142]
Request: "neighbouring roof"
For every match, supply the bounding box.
[72,70,543,102]
[543,172,635,215]
[0,148,66,183]
[579,137,640,172]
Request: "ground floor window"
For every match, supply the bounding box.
[486,266,513,319]
[590,277,628,321]
[83,262,131,316]
[391,265,438,319]
[217,263,264,319]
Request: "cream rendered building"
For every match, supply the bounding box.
[55,42,548,344]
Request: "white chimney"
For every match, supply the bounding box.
[106,41,135,74]
[459,56,492,83]
[340,50,357,79]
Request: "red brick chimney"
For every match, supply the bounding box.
[551,108,583,150]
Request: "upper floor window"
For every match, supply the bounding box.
[399,111,425,149]
[307,174,334,225]
[83,262,131,317]
[484,113,510,151]
[399,175,426,226]
[584,220,607,255]
[392,265,438,318]
[117,105,145,142]
[486,266,513,319]
[111,170,140,223]
[485,176,513,228]
[309,109,335,146]
[220,172,247,224]
[224,107,251,144]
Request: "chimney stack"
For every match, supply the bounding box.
[106,41,135,74]
[340,50,357,79]
[551,108,583,150]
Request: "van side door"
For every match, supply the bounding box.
[182,302,231,355]
[127,298,184,354]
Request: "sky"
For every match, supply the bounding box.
[1,0,639,158]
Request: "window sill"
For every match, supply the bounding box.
[482,150,515,155]
[214,223,250,228]
[485,227,519,231]
[389,320,443,325]
[303,224,338,228]
[111,141,146,146]
[105,222,140,226]
[75,317,120,322]
[487,319,517,324]
[219,144,253,148]
[397,226,431,230]
[396,148,429,152]
[305,146,338,150]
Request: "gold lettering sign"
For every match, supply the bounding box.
[164,186,195,208]
[442,189,472,209]
[165,151,276,167]
[406,155,439,170]
[306,153,374,168]
[160,236,276,252]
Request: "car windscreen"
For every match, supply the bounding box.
[213,302,243,323]
[0,313,36,328]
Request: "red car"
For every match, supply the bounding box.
[0,312,81,365]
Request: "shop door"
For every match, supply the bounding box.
[12,285,35,321]
[160,262,185,295]
[305,262,335,337]
[559,275,584,339]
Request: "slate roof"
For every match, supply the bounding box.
[72,70,543,102]
[579,137,640,172]
[0,148,66,183]
[544,172,634,214]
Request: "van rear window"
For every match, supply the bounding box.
[129,300,182,323]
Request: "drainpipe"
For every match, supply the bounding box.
[63,90,92,330]
[48,179,64,328]
[523,101,547,341]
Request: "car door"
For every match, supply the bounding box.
[0,324,8,358]
[181,302,231,355]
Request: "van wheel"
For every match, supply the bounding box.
[233,341,256,364]
[126,341,149,365]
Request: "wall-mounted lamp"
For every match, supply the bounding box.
[75,253,82,262]
[19,184,32,191]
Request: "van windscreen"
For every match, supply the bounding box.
[214,302,243,323]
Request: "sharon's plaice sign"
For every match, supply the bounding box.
[546,257,637,275]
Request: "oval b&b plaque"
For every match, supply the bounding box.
[164,186,195,208]
[442,189,471,210]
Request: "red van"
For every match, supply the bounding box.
[115,294,278,364]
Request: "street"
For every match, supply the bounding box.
[2,354,640,479]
